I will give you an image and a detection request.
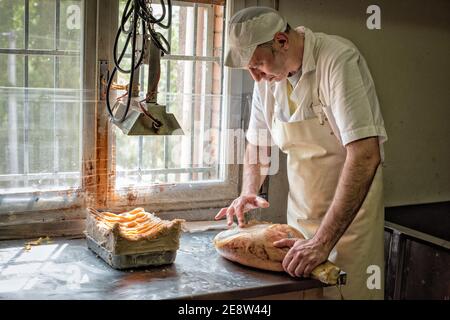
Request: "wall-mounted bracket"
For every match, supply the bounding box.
[99,60,109,101]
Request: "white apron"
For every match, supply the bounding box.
[270,74,385,300]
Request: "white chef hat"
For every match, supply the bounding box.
[224,7,287,69]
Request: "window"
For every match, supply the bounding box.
[0,0,84,194]
[106,0,238,212]
[0,0,239,237]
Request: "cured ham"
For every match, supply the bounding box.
[214,221,342,285]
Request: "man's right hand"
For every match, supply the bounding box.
[214,195,270,227]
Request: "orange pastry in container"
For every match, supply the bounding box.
[86,207,184,268]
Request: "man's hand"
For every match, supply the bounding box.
[273,237,330,278]
[215,195,270,227]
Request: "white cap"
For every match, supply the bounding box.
[225,7,287,69]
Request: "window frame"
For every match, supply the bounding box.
[0,0,97,239]
[115,1,222,187]
[0,0,94,210]
[0,0,244,238]
[100,0,241,214]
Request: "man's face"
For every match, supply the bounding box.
[247,43,290,82]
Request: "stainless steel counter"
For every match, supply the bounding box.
[0,231,334,299]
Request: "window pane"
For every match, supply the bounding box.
[170,5,195,56]
[0,89,25,190]
[28,55,55,88]
[0,0,25,49]
[59,0,82,51]
[115,132,139,185]
[29,0,56,50]
[28,95,55,174]
[0,54,25,87]
[56,101,81,173]
[58,55,81,88]
[0,88,82,192]
[168,59,194,94]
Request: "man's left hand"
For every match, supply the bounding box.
[273,237,330,278]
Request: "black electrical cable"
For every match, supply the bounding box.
[106,0,172,123]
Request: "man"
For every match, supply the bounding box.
[215,7,387,299]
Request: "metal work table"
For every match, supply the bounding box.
[0,231,336,300]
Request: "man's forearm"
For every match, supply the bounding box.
[314,138,381,251]
[241,144,270,196]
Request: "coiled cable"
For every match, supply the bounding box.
[106,0,172,123]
